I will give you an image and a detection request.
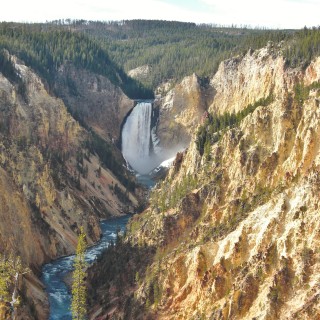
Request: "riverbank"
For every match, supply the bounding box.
[42,215,131,320]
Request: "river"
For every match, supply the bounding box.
[41,215,130,320]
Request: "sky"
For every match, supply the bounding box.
[0,0,319,29]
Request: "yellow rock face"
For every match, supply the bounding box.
[155,73,214,149]
[128,47,320,319]
[55,63,134,142]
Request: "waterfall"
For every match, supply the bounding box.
[122,102,155,174]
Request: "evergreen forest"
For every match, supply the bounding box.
[0,20,320,93]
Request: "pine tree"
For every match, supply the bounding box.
[71,227,87,320]
[0,254,29,319]
[0,256,11,300]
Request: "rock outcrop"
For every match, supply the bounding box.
[155,73,214,150]
[128,65,151,82]
[55,63,134,142]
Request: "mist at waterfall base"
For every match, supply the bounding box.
[122,102,183,177]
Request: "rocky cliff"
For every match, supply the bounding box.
[89,45,320,319]
[154,73,214,151]
[54,63,134,142]
[0,53,139,318]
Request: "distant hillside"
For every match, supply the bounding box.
[71,20,292,87]
[74,21,320,90]
[2,21,319,92]
[0,22,153,99]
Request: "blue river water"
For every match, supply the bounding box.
[41,215,130,320]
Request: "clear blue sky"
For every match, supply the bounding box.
[0,0,318,29]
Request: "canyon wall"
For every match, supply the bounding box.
[55,63,134,142]
[90,45,320,320]
[155,73,214,150]
[0,54,138,318]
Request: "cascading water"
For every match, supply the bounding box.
[122,102,156,174]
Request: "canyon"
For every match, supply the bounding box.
[0,24,320,320]
[0,43,205,318]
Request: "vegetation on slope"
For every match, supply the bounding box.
[149,173,199,213]
[196,95,274,155]
[293,80,320,105]
[55,20,320,88]
[0,22,153,99]
[85,132,136,192]
[0,254,29,319]
[71,227,88,320]
[71,20,293,88]
[2,21,320,93]
[284,27,320,68]
[87,232,154,319]
[0,50,27,99]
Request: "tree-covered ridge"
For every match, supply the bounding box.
[60,20,297,88]
[0,19,320,92]
[0,49,27,99]
[1,20,320,94]
[0,50,21,84]
[78,20,320,88]
[0,22,153,99]
[284,27,320,68]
